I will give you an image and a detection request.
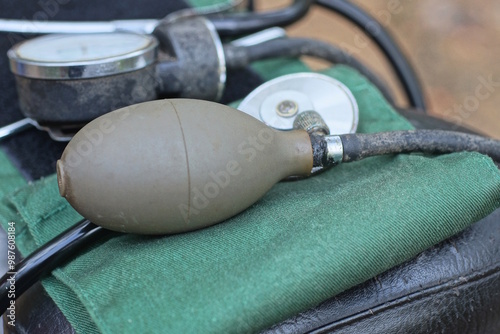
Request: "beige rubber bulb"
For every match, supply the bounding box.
[57,99,313,234]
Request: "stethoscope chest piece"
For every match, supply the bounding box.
[237,73,359,135]
[7,33,159,139]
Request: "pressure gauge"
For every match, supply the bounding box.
[238,73,359,135]
[5,17,225,140]
[8,33,158,79]
[7,32,160,139]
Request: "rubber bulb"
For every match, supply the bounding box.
[57,99,313,234]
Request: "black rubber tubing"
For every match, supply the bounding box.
[209,0,313,37]
[316,0,427,111]
[340,130,500,163]
[224,37,395,105]
[0,220,108,314]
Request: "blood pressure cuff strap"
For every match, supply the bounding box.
[1,64,500,333]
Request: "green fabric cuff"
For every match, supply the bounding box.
[1,65,499,333]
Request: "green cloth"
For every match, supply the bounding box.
[1,64,500,334]
[187,0,234,9]
[0,150,26,197]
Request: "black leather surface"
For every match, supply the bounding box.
[266,208,500,334]
[4,281,76,334]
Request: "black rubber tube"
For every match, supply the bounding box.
[316,0,427,111]
[209,0,313,37]
[0,220,109,314]
[246,0,254,12]
[224,37,395,105]
[339,130,500,163]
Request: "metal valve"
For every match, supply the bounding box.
[293,110,331,136]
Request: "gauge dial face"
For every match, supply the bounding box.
[15,33,153,62]
[8,33,158,79]
[237,73,359,135]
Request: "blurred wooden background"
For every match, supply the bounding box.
[258,0,500,139]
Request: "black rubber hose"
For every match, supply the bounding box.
[316,0,427,111]
[339,130,500,163]
[246,0,254,12]
[0,220,109,314]
[209,0,313,37]
[224,37,395,105]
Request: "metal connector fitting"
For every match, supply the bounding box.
[324,135,343,166]
[308,134,344,176]
[293,110,330,136]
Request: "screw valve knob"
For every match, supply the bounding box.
[293,110,331,136]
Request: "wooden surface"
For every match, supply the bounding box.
[258,1,500,139]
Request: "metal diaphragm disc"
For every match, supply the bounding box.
[237,73,359,135]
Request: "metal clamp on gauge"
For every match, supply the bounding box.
[6,16,225,140]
